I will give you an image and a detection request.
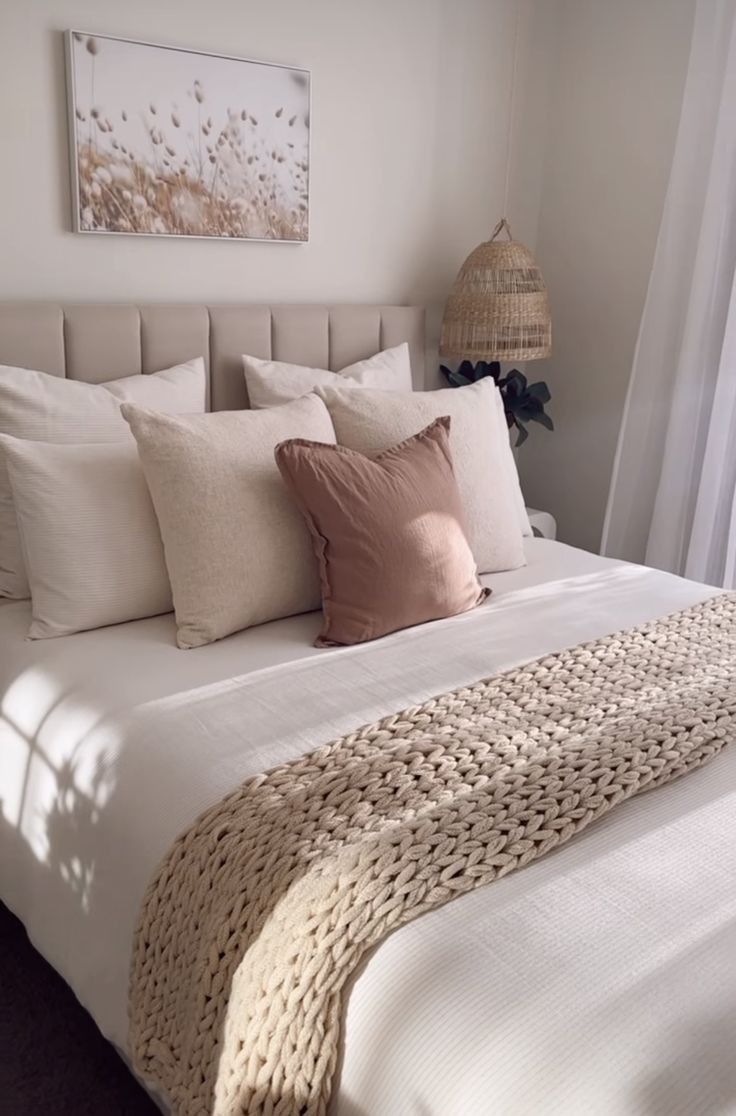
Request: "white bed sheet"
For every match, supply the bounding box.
[1,538,734,1115]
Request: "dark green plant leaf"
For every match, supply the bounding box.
[457,360,478,382]
[527,381,551,404]
[451,371,474,387]
[505,368,528,391]
[440,364,471,387]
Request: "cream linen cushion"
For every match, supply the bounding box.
[317,378,526,573]
[2,437,172,638]
[122,394,336,649]
[242,343,413,409]
[0,358,206,600]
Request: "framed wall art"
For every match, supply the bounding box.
[65,31,310,241]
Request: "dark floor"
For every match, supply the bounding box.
[0,901,159,1115]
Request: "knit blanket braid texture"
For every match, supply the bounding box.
[129,594,736,1116]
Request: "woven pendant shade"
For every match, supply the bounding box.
[440,219,552,362]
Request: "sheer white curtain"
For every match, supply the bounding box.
[601,0,736,587]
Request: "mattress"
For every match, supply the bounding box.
[1,537,734,1115]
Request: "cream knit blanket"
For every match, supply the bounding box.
[130,594,736,1116]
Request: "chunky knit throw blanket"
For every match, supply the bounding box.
[130,594,736,1116]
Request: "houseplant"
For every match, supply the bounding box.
[440,360,553,447]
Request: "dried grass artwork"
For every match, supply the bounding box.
[65,31,310,241]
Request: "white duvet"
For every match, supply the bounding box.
[1,538,735,1116]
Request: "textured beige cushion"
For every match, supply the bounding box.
[122,395,336,649]
[276,417,489,646]
[2,436,172,638]
[0,358,206,600]
[318,378,526,573]
[242,343,413,409]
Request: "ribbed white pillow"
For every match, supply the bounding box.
[122,393,337,649]
[317,378,526,573]
[0,358,206,600]
[2,436,172,639]
[242,343,413,409]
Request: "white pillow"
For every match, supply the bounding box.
[0,358,206,600]
[242,343,413,409]
[490,386,533,537]
[2,436,172,638]
[122,393,337,649]
[317,378,526,574]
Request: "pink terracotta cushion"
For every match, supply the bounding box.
[275,416,490,646]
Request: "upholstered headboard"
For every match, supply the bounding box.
[0,304,426,410]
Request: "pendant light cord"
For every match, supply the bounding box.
[502,0,522,221]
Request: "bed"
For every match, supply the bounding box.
[1,303,735,1116]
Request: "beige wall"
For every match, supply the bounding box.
[0,0,537,366]
[0,0,698,549]
[517,0,696,552]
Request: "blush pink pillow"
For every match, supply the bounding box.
[275,416,490,646]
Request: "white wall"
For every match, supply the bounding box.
[517,0,697,552]
[0,0,536,360]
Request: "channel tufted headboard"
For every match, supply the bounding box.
[0,303,426,410]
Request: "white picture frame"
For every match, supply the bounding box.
[64,30,311,242]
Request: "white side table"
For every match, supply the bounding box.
[526,508,557,540]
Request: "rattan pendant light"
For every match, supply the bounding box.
[439,218,551,361]
[439,3,551,364]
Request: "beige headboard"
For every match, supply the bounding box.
[0,303,426,410]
